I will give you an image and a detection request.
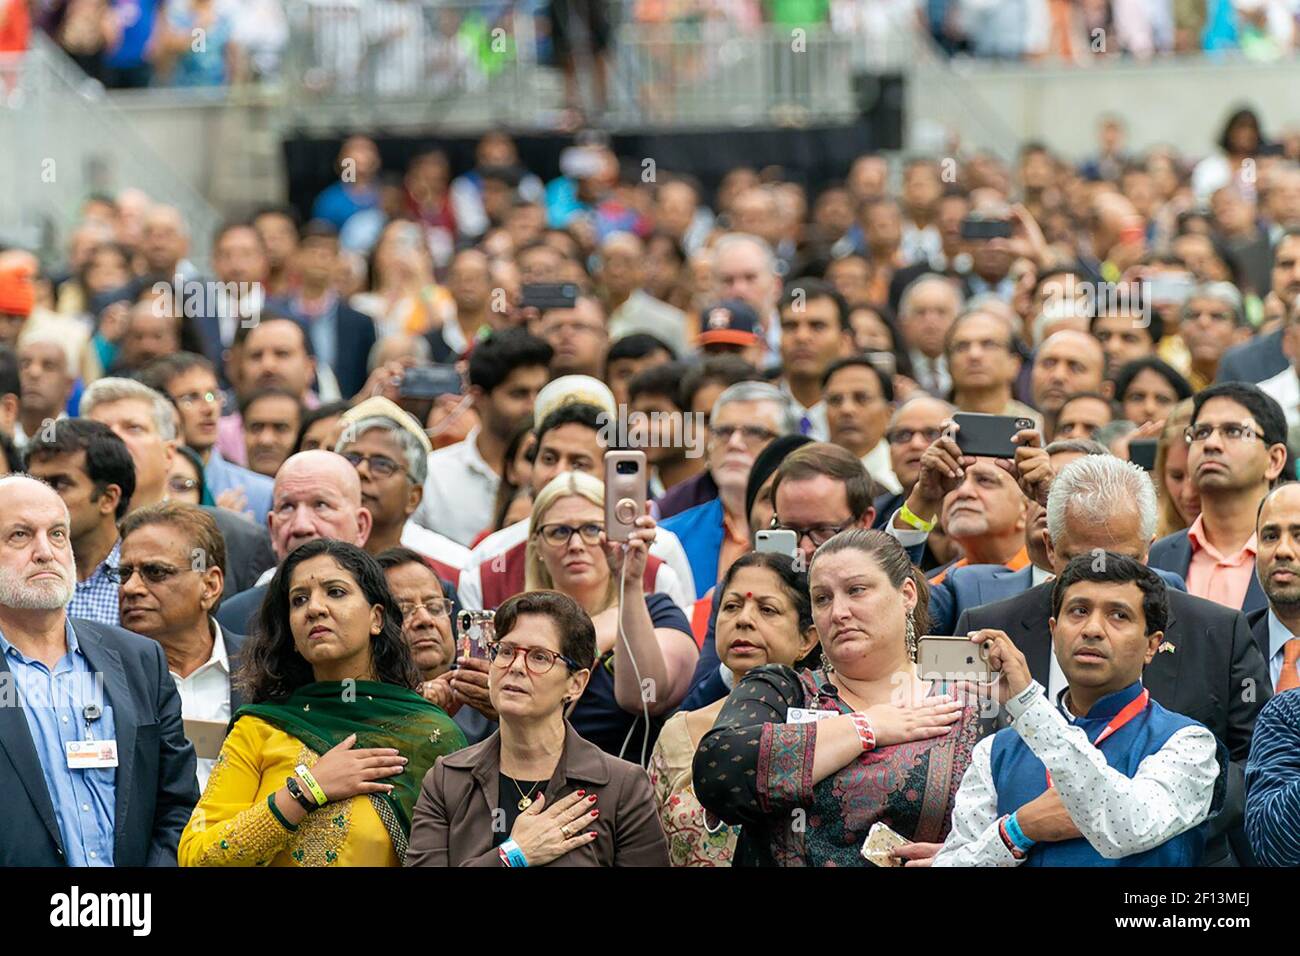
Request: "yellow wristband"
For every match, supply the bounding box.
[898,502,938,533]
[295,763,328,807]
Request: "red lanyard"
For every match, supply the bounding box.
[1045,689,1149,789]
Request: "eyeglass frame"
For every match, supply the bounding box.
[769,515,857,548]
[173,389,224,410]
[396,597,453,619]
[535,522,605,547]
[709,422,778,446]
[886,426,945,446]
[1183,421,1268,446]
[340,450,414,482]
[487,640,582,675]
[111,561,188,585]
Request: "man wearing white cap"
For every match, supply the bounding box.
[411,329,552,547]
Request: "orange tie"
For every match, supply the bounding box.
[1278,639,1300,693]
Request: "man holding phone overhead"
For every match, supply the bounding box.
[935,554,1225,867]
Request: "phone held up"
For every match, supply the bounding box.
[951,412,1036,459]
[604,451,647,543]
[916,635,994,682]
[755,529,799,559]
[456,610,495,663]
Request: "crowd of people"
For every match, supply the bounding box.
[3,105,1300,869]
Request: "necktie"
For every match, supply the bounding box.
[1278,638,1300,693]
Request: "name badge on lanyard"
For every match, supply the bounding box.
[787,707,839,725]
[65,701,118,769]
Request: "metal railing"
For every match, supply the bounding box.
[0,34,221,270]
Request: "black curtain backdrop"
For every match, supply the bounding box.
[281,122,884,223]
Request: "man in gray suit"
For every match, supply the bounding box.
[0,476,197,866]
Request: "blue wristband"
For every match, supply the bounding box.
[500,839,529,868]
[1004,811,1036,853]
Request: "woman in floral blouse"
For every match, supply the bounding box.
[694,529,988,866]
[649,552,819,866]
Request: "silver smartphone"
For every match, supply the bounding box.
[755,529,798,558]
[917,635,993,682]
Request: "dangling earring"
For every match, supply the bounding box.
[905,614,918,663]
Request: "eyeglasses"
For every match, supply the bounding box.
[397,598,452,619]
[1184,422,1265,445]
[771,517,854,547]
[175,390,224,410]
[168,477,198,494]
[710,423,777,446]
[537,522,604,547]
[341,451,408,480]
[112,562,184,585]
[488,640,580,675]
[886,427,945,446]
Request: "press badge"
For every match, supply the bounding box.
[787,708,838,724]
[66,739,119,769]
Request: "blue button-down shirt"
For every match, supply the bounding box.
[67,540,121,628]
[0,619,117,866]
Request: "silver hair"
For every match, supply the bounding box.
[335,416,428,485]
[887,394,955,429]
[16,326,79,377]
[366,335,430,373]
[79,377,177,441]
[1043,438,1110,457]
[712,232,777,277]
[1046,454,1157,547]
[1183,281,1245,326]
[710,381,801,436]
[898,273,964,318]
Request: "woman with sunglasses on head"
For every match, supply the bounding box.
[178,539,466,866]
[520,471,697,761]
[406,589,670,867]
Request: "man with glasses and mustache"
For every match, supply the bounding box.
[140,352,274,524]
[0,475,197,865]
[378,547,495,745]
[661,381,800,599]
[117,502,244,790]
[1148,382,1289,616]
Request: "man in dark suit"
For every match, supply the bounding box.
[1246,481,1300,693]
[268,219,377,400]
[955,453,1270,866]
[1147,382,1289,618]
[1216,230,1300,385]
[0,476,197,866]
[207,506,276,601]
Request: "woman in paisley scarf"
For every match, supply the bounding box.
[178,539,466,867]
[649,551,820,867]
[694,529,988,867]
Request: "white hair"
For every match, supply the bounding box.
[898,273,964,318]
[711,381,801,436]
[1046,454,1157,547]
[79,377,178,441]
[712,232,776,276]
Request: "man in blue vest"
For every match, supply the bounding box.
[934,553,1225,866]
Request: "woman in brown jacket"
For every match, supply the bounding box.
[405,590,670,867]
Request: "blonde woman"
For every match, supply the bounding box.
[525,471,698,761]
[1154,397,1201,539]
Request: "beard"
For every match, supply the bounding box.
[0,561,77,611]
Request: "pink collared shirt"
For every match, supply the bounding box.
[1185,514,1257,611]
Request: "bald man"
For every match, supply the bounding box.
[1030,329,1108,437]
[215,450,373,633]
[0,475,197,866]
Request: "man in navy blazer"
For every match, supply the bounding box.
[0,476,197,867]
[1146,382,1289,619]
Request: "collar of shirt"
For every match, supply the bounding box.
[82,539,122,585]
[1186,513,1257,565]
[862,439,902,495]
[1267,608,1299,664]
[720,507,748,547]
[0,616,77,661]
[455,426,497,480]
[1030,563,1054,587]
[441,315,471,355]
[171,620,230,681]
[291,290,339,320]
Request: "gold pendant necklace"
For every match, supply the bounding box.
[509,775,542,811]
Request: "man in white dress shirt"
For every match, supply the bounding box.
[117,502,246,792]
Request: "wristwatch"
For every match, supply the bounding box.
[285,776,318,813]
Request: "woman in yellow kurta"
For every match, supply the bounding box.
[179,539,466,867]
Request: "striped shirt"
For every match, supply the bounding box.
[1245,690,1300,867]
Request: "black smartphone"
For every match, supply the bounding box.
[951,412,1036,459]
[400,364,462,400]
[960,217,1014,241]
[520,282,579,312]
[1128,437,1158,472]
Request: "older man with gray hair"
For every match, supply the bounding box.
[712,233,782,365]
[955,451,1271,867]
[898,273,965,397]
[1179,281,1250,391]
[661,380,800,598]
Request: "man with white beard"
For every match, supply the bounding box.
[0,475,197,866]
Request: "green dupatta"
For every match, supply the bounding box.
[235,680,466,861]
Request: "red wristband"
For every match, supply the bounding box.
[849,712,876,752]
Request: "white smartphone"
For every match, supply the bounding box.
[755,529,799,558]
